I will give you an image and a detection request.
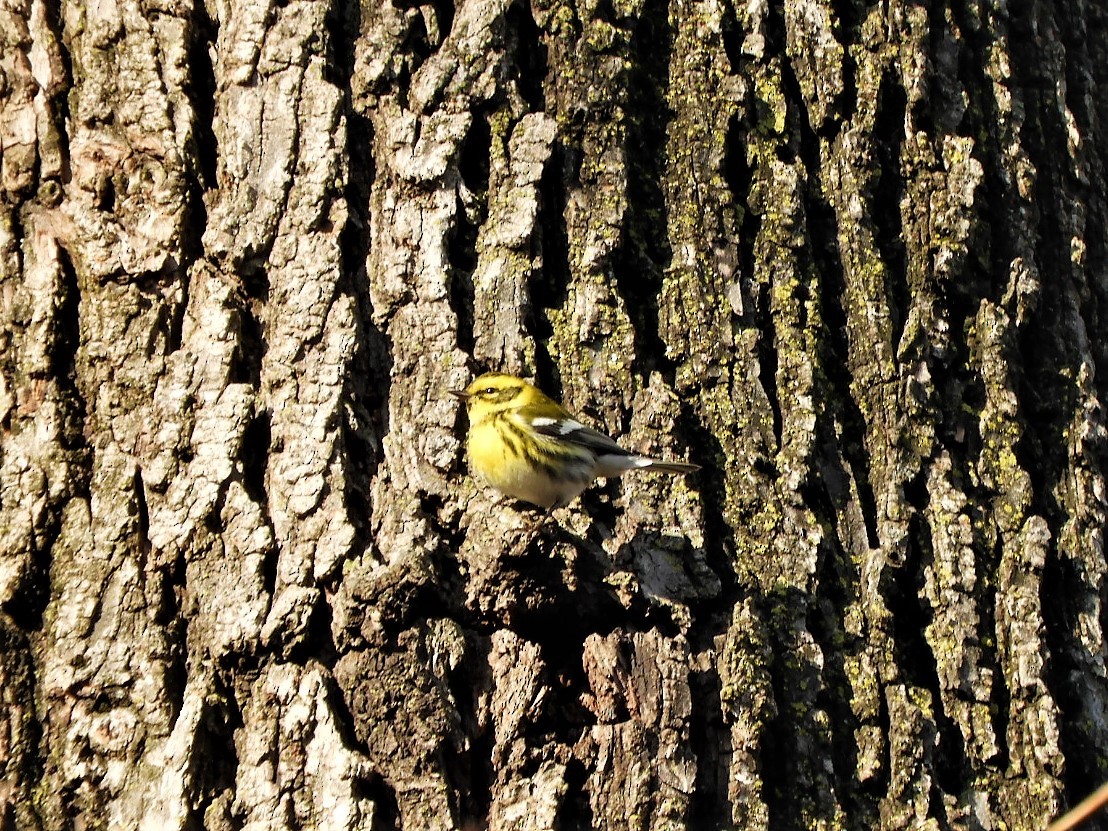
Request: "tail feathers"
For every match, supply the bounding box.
[642,459,700,475]
[597,454,700,477]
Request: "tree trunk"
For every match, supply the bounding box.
[2,0,1106,828]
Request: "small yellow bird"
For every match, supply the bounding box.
[451,372,699,510]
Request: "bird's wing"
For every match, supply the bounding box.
[519,406,632,457]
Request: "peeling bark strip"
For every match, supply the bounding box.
[1,0,1107,827]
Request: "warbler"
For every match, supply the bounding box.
[450,372,699,510]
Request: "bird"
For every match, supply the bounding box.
[450,372,699,510]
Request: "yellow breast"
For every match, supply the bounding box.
[465,419,591,509]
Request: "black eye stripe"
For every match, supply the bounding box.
[477,385,522,402]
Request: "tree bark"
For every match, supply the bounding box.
[1,0,1106,828]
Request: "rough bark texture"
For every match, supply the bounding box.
[1,0,1106,828]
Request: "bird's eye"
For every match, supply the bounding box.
[483,387,497,395]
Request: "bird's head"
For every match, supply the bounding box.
[450,373,540,421]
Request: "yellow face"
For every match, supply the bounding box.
[452,373,534,424]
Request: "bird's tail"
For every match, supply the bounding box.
[595,454,700,477]
[641,459,700,475]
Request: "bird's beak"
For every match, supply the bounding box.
[449,390,471,401]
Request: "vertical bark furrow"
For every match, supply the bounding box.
[26,0,202,825]
[471,111,558,372]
